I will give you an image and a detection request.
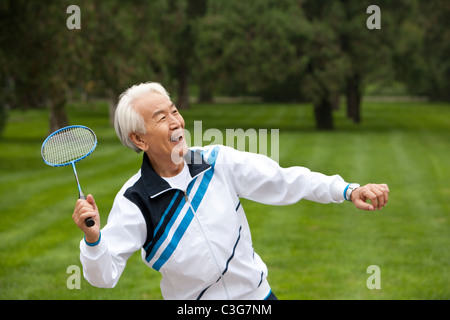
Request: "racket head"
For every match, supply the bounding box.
[41,125,97,167]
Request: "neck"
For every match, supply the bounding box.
[146,151,184,178]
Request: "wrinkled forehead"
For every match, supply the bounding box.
[132,92,172,118]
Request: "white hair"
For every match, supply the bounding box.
[114,82,170,153]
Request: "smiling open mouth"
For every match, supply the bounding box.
[170,131,183,142]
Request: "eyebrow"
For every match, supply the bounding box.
[152,102,175,119]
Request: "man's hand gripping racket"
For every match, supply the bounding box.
[41,125,97,228]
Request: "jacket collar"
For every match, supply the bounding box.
[141,149,211,198]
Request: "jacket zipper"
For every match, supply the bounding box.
[151,165,230,298]
[184,189,231,299]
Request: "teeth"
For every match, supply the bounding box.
[171,133,182,142]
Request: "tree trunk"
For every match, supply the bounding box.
[176,60,190,110]
[314,97,334,130]
[331,92,340,111]
[48,98,68,133]
[346,74,361,123]
[198,83,213,103]
[0,102,7,136]
[107,90,117,127]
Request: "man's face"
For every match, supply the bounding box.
[131,92,187,166]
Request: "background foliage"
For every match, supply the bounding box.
[1,0,450,131]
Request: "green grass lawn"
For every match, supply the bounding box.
[0,100,449,299]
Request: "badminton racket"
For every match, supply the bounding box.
[41,125,97,227]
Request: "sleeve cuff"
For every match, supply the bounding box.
[331,178,349,202]
[84,232,101,247]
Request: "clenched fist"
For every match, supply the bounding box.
[73,194,101,243]
[351,183,390,211]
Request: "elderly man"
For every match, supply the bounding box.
[73,82,389,300]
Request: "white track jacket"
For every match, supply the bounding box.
[79,145,349,299]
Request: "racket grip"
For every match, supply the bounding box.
[85,217,95,228]
[79,194,95,227]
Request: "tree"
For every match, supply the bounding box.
[1,1,170,132]
[194,0,309,101]
[151,0,208,109]
[82,0,166,123]
[394,0,450,101]
[338,1,410,122]
[0,1,91,132]
[419,1,450,101]
[303,19,349,130]
[302,1,349,130]
[302,0,412,126]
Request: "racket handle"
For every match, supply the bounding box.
[85,217,95,228]
[79,194,95,228]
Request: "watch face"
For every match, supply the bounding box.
[346,184,360,201]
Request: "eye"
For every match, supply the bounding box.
[172,109,178,114]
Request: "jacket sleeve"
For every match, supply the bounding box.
[79,192,146,288]
[216,146,348,205]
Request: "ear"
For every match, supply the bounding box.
[129,132,149,152]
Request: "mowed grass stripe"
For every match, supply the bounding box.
[0,148,139,236]
[0,142,141,269]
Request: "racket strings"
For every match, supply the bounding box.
[42,127,96,165]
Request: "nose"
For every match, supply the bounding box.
[169,113,182,129]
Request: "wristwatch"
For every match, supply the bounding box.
[345,183,360,201]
